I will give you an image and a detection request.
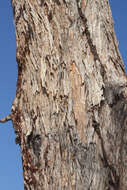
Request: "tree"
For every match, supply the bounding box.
[1,0,127,189]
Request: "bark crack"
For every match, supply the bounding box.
[76,0,106,80]
[92,119,120,190]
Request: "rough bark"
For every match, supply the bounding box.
[11,0,127,189]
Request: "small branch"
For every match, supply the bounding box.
[0,114,12,123]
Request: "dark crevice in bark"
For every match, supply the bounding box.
[76,0,106,81]
[92,119,120,190]
[15,7,23,25]
[48,11,53,22]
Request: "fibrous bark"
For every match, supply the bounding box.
[11,0,127,189]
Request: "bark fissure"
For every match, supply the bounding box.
[76,0,106,81]
[92,119,119,189]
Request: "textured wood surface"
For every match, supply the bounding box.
[11,0,127,189]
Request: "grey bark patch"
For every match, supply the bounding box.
[53,0,61,6]
[104,84,125,107]
[32,134,42,157]
[27,133,42,157]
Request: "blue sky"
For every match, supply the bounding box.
[0,1,127,189]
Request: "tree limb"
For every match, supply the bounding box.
[0,114,12,123]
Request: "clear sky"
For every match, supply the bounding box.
[0,1,127,189]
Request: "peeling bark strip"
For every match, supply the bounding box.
[11,0,127,189]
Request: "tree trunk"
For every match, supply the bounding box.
[11,0,127,189]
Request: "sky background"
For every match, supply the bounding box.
[0,1,127,189]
